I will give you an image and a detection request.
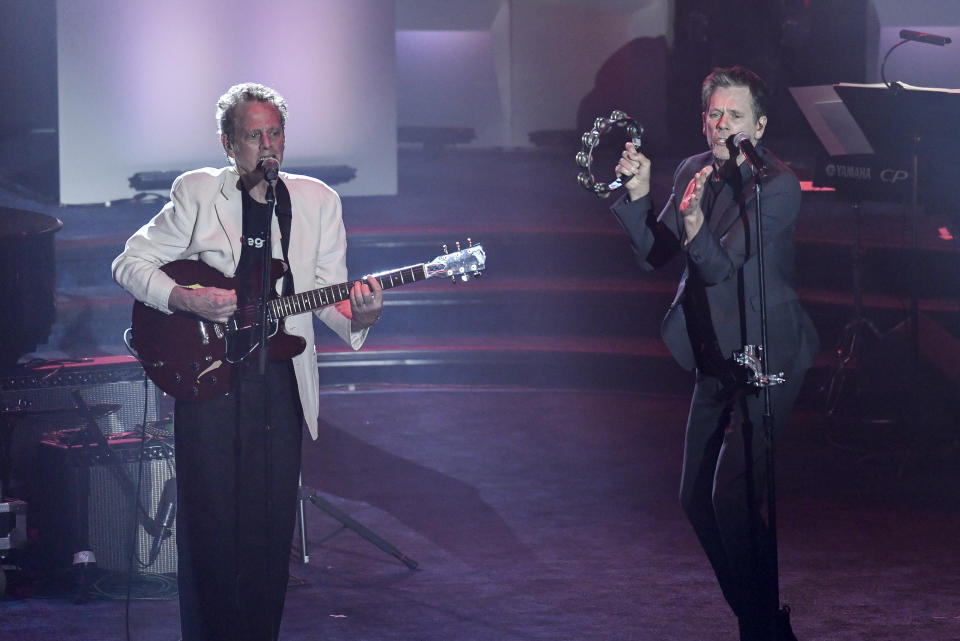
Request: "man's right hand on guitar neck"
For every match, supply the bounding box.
[169,285,237,323]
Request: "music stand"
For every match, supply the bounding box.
[833,84,960,373]
[789,84,885,419]
[794,83,960,424]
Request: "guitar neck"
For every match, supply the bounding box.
[269,263,429,320]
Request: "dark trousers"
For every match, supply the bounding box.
[678,363,804,641]
[174,360,303,641]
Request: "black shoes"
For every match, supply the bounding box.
[738,604,799,641]
[775,605,799,641]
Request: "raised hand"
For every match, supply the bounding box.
[678,165,714,244]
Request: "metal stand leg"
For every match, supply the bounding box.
[824,201,883,419]
[296,473,310,565]
[295,474,417,570]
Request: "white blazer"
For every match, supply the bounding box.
[111,166,368,439]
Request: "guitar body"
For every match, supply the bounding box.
[126,243,486,401]
[130,259,306,402]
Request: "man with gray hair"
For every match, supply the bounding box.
[113,82,383,640]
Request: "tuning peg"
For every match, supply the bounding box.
[455,241,461,252]
[442,244,449,255]
[466,238,472,247]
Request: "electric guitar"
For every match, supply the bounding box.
[126,243,485,401]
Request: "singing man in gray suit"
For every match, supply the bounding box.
[610,66,818,641]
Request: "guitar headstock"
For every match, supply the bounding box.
[426,240,486,282]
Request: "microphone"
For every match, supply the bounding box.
[731,132,765,174]
[149,478,177,565]
[899,29,952,46]
[260,157,280,183]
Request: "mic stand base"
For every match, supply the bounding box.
[295,476,417,570]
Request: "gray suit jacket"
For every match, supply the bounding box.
[612,148,818,378]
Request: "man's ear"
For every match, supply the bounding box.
[221,133,234,157]
[755,116,768,140]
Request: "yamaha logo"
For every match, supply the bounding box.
[826,164,871,181]
[825,163,909,185]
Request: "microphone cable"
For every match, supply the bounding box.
[123,371,154,641]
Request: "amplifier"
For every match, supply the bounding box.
[1,356,162,433]
[0,356,165,506]
[36,430,177,575]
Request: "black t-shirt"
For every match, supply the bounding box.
[681,162,747,380]
[233,180,295,367]
[237,181,294,301]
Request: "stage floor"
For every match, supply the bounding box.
[4,384,960,641]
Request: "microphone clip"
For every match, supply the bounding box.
[729,133,766,176]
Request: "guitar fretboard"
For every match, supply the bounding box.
[269,263,429,319]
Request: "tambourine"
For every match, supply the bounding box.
[576,110,644,198]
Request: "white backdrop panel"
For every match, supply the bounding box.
[57,0,396,204]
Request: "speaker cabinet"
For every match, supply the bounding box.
[0,356,163,506]
[37,431,177,575]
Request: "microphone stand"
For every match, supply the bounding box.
[742,158,788,640]
[730,147,792,638]
[258,179,276,377]
[753,164,781,640]
[257,175,277,592]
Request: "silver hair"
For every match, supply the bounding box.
[215,82,288,144]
